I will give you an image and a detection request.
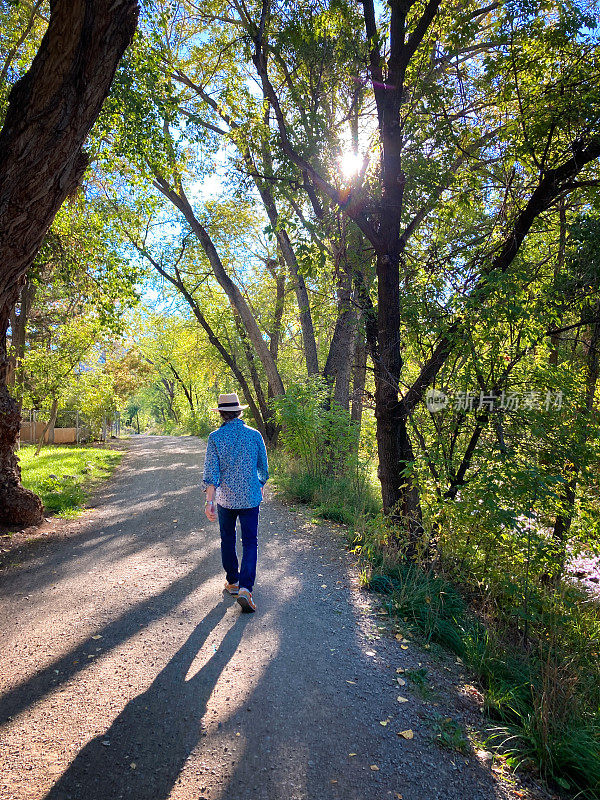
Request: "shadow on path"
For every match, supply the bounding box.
[0,561,214,724]
[43,600,247,800]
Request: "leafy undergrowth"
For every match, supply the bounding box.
[270,453,380,526]
[273,459,600,799]
[18,444,123,517]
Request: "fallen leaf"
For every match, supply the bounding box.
[346,680,356,684]
[396,667,405,674]
[379,720,389,726]
[401,644,409,650]
[396,794,403,799]
[370,764,379,771]
[130,762,136,769]
[92,635,102,640]
[397,696,409,703]
[395,633,403,640]
[397,677,406,686]
[397,729,414,739]
[348,753,357,757]
[330,780,338,784]
[366,650,376,657]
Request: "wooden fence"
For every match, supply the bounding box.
[19,411,120,445]
[19,421,77,444]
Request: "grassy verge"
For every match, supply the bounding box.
[269,451,380,525]
[272,458,600,799]
[18,444,124,517]
[356,518,600,798]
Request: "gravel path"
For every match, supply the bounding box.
[0,435,550,800]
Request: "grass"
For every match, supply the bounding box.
[270,453,380,526]
[18,444,123,517]
[432,714,471,754]
[360,537,600,797]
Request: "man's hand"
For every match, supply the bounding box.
[205,500,217,522]
[205,485,217,521]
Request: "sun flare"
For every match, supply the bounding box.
[339,151,364,179]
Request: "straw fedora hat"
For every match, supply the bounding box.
[211,392,248,412]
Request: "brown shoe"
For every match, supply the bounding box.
[237,588,256,613]
[224,581,239,595]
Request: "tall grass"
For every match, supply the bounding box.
[272,452,380,525]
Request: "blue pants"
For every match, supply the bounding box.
[217,504,260,592]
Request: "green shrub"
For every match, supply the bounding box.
[272,376,359,480]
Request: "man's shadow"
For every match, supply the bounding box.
[44,600,245,800]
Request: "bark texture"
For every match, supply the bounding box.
[0,388,42,524]
[323,274,357,410]
[0,0,139,524]
[351,329,367,427]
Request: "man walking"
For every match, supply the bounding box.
[202,393,269,613]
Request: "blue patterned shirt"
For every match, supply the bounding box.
[202,418,269,509]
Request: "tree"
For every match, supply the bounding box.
[97,4,372,416]
[8,195,140,396]
[0,0,139,525]
[250,0,600,555]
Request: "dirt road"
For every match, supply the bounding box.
[0,436,540,800]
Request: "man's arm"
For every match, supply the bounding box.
[202,437,219,521]
[257,435,269,493]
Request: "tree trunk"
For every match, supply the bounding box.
[233,312,279,445]
[0,384,43,524]
[7,275,36,390]
[261,193,319,375]
[0,0,138,526]
[351,327,367,427]
[323,273,357,410]
[256,106,318,375]
[268,256,285,365]
[166,362,194,412]
[35,396,58,456]
[160,377,178,422]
